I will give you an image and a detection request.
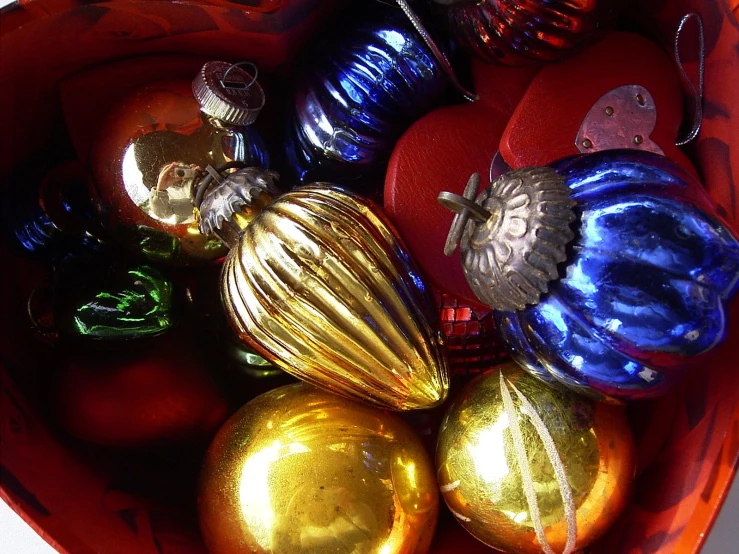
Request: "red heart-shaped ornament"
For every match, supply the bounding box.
[385,61,538,306]
[501,31,696,175]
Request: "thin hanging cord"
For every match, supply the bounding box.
[393,0,479,102]
[499,371,556,554]
[509,379,578,554]
[674,13,705,146]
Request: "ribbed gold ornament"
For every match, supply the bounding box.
[198,383,440,554]
[220,184,449,411]
[436,362,635,554]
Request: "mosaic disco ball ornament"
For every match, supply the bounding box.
[434,289,508,376]
[440,150,739,401]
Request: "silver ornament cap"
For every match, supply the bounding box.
[439,168,577,312]
[193,61,266,127]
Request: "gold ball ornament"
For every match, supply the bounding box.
[200,169,449,411]
[436,362,635,554]
[198,383,440,554]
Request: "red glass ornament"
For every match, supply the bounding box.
[433,0,619,65]
[51,333,230,448]
[88,67,270,266]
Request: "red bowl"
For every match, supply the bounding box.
[1,1,738,553]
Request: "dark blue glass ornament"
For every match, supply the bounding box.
[442,150,739,401]
[283,14,447,186]
[497,151,739,401]
[3,161,107,262]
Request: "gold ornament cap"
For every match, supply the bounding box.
[193,61,266,127]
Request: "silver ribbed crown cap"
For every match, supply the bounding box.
[192,61,265,127]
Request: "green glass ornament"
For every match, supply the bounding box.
[52,263,176,340]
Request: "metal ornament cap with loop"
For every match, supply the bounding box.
[192,61,266,127]
[439,167,577,312]
[197,165,281,248]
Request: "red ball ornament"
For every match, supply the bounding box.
[88,62,269,266]
[52,334,230,448]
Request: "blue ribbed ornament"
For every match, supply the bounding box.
[3,161,107,262]
[284,14,447,186]
[489,151,739,402]
[442,150,739,402]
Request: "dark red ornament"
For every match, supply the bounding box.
[88,63,269,266]
[432,0,620,65]
[51,333,230,448]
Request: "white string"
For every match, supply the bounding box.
[508,380,578,554]
[499,371,556,554]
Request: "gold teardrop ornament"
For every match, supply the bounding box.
[198,382,440,554]
[199,168,449,411]
[436,362,635,554]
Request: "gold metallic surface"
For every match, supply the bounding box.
[220,185,449,411]
[89,78,243,265]
[198,383,439,554]
[436,362,635,554]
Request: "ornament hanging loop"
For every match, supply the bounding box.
[391,0,479,102]
[220,61,260,92]
[438,173,489,256]
[674,13,704,146]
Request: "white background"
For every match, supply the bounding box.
[0,0,736,551]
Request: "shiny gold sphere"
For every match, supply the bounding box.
[198,383,439,554]
[436,362,635,554]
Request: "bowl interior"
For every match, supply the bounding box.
[1,1,738,553]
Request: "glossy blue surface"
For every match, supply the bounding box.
[284,15,446,186]
[494,150,739,401]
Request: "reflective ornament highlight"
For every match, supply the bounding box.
[200,168,449,410]
[432,0,619,65]
[436,362,635,554]
[442,150,739,401]
[284,14,446,186]
[89,62,269,265]
[30,262,177,342]
[198,383,439,554]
